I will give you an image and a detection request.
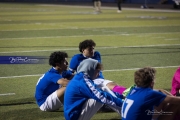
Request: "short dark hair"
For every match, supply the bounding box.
[49,51,68,67]
[134,67,156,87]
[96,62,103,71]
[79,39,96,53]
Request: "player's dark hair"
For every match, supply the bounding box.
[134,67,156,88]
[96,62,103,71]
[79,39,96,53]
[49,51,68,67]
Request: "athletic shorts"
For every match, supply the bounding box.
[40,90,63,111]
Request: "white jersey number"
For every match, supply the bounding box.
[121,98,134,119]
[36,74,45,85]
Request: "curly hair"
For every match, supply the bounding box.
[134,67,156,87]
[49,51,68,67]
[79,39,96,53]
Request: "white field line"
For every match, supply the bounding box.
[0,47,117,54]
[104,65,180,72]
[0,44,180,54]
[122,44,180,48]
[0,32,180,41]
[1,25,180,32]
[0,24,179,28]
[0,34,113,40]
[0,74,42,79]
[0,93,15,96]
[0,65,179,79]
[164,38,180,40]
[0,48,78,54]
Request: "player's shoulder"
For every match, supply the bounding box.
[47,68,62,77]
[144,88,164,99]
[94,51,101,54]
[72,53,82,58]
[94,51,101,56]
[71,53,83,59]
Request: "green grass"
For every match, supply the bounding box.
[0,3,180,120]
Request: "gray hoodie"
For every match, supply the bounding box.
[77,58,98,79]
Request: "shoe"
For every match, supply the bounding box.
[98,10,102,13]
[117,10,121,13]
[98,104,115,112]
[176,91,180,96]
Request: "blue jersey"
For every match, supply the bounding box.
[64,72,123,120]
[121,87,166,120]
[35,67,66,106]
[69,51,104,78]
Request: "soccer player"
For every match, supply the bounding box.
[94,0,102,13]
[64,58,123,120]
[171,67,180,96]
[117,0,122,13]
[69,39,126,96]
[35,51,73,111]
[69,39,126,112]
[121,67,180,120]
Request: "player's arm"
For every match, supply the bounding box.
[163,95,180,104]
[158,89,173,96]
[62,70,74,80]
[57,78,70,87]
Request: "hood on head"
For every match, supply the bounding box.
[77,58,98,79]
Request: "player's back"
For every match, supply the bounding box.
[121,87,160,120]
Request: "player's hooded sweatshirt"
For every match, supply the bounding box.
[64,58,123,120]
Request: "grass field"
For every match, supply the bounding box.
[0,2,180,120]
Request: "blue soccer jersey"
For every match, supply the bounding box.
[35,67,63,106]
[64,72,123,120]
[69,51,104,78]
[121,87,166,120]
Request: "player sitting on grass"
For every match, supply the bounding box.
[64,58,124,120]
[34,51,73,111]
[69,39,126,112]
[121,67,180,120]
[69,39,126,95]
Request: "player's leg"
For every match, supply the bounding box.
[174,106,180,120]
[94,79,126,95]
[39,87,65,111]
[56,86,66,104]
[94,78,126,96]
[94,0,98,12]
[117,0,122,13]
[117,0,121,10]
[78,99,103,120]
[94,79,125,112]
[105,81,126,94]
[97,0,101,12]
[104,104,121,115]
